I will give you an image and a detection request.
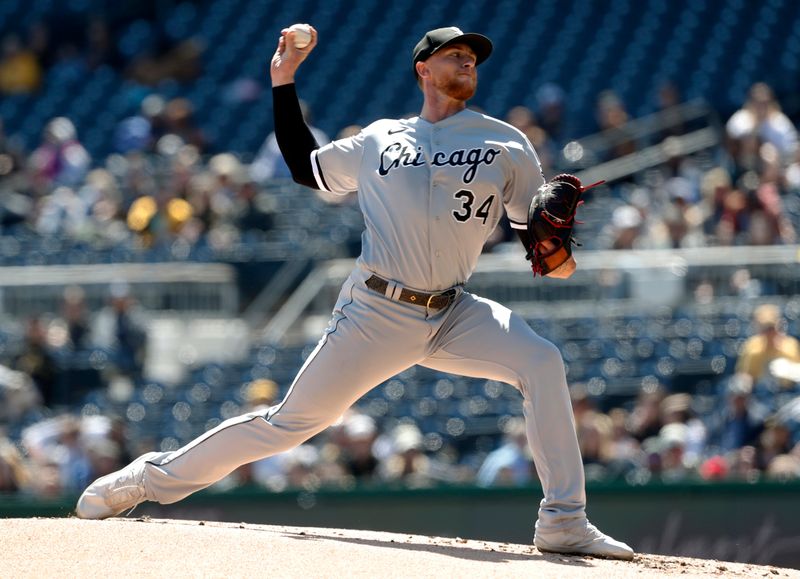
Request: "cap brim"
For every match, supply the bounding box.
[435,32,493,66]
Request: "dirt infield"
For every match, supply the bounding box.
[2,517,798,578]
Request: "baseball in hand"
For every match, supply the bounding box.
[288,23,312,49]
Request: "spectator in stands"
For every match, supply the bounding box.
[505,105,555,176]
[183,170,216,241]
[0,34,41,94]
[114,150,158,204]
[244,378,280,412]
[707,374,768,452]
[595,90,636,160]
[126,188,194,248]
[172,142,204,191]
[92,283,148,382]
[159,97,208,153]
[604,204,645,249]
[27,457,64,497]
[206,153,244,227]
[81,168,129,244]
[570,383,595,420]
[0,435,30,493]
[28,117,91,192]
[757,418,794,472]
[476,417,534,487]
[505,105,536,133]
[726,445,760,482]
[280,444,324,489]
[376,423,439,488]
[222,76,263,105]
[535,83,566,145]
[12,317,58,407]
[659,393,706,469]
[726,82,798,164]
[250,100,329,183]
[334,412,380,481]
[627,385,666,442]
[785,147,800,193]
[234,177,275,234]
[21,414,91,493]
[708,182,749,246]
[85,437,123,483]
[603,408,640,476]
[765,453,800,481]
[53,415,93,492]
[108,415,134,464]
[654,422,692,481]
[653,80,687,141]
[728,268,762,299]
[126,37,204,87]
[60,285,91,351]
[745,166,797,246]
[33,184,89,238]
[113,94,167,154]
[576,411,613,481]
[700,166,732,238]
[736,304,800,384]
[0,118,26,182]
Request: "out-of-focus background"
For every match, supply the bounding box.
[1,0,800,567]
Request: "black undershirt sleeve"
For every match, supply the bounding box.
[272,83,320,189]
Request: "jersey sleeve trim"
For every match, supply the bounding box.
[508,218,527,230]
[310,150,331,192]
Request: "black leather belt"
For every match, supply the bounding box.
[365,274,457,310]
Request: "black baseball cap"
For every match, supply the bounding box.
[412,27,493,76]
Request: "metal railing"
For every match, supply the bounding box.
[0,262,239,317]
[261,245,800,345]
[563,99,722,185]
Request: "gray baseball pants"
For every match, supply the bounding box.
[140,266,587,531]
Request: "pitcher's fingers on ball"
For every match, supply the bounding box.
[288,23,312,49]
[282,23,315,50]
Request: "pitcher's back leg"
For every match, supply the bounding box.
[422,292,586,532]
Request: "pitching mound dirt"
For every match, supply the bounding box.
[2,517,798,578]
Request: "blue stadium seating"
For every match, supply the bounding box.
[2,0,799,156]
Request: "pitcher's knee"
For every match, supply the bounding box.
[263,412,329,447]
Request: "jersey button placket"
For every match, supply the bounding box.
[427,129,438,287]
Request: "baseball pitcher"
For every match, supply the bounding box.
[76,24,633,560]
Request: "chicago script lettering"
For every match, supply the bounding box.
[380,143,500,184]
[378,143,426,176]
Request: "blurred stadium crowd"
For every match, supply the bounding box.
[2,1,800,498]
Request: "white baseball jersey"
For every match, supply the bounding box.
[311,109,545,291]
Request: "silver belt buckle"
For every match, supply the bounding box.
[428,289,456,309]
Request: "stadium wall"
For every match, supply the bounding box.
[3,482,799,567]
